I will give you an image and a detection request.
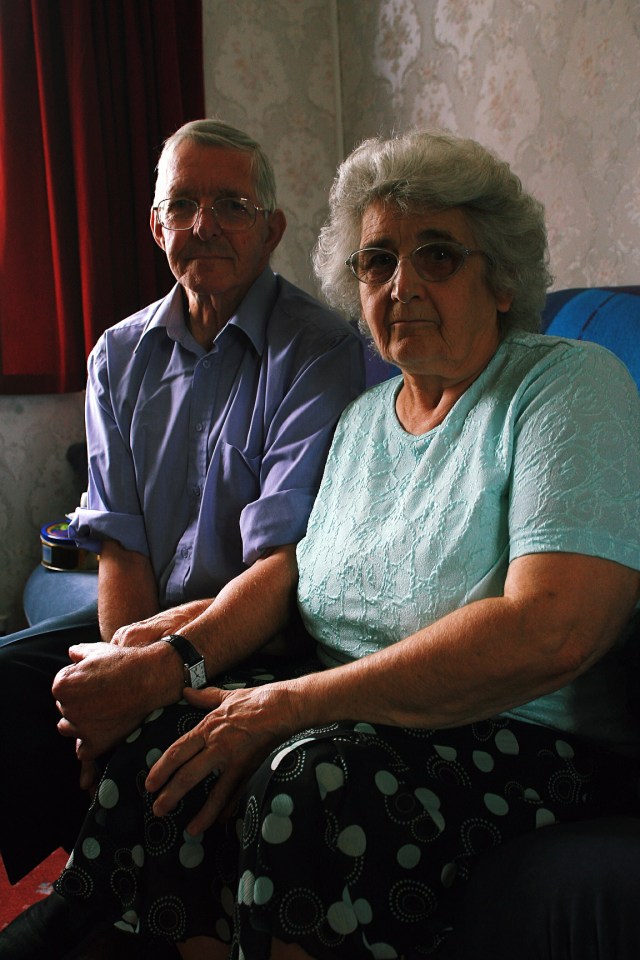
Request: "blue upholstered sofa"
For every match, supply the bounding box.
[22,286,640,958]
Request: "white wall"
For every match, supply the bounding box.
[337,0,640,290]
[202,0,344,295]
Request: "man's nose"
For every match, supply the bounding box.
[193,205,222,240]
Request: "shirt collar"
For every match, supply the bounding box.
[227,266,277,356]
[136,267,277,356]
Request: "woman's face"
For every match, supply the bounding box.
[357,202,512,387]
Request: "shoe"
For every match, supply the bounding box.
[0,890,106,959]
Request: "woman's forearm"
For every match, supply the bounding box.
[287,552,640,731]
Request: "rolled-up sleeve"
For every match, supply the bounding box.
[240,331,364,564]
[68,336,149,557]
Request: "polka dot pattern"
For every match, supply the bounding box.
[52,662,635,959]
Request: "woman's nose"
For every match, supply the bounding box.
[391,254,427,303]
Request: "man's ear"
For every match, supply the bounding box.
[263,208,287,257]
[150,208,166,251]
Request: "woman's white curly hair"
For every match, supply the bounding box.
[313,130,553,333]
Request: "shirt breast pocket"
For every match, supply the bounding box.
[216,439,262,506]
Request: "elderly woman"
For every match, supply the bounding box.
[4,131,640,960]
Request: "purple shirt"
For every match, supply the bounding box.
[69,268,364,608]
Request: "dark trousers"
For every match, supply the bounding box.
[439,816,640,959]
[0,613,101,883]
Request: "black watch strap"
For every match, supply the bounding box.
[162,633,207,689]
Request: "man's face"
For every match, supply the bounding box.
[151,141,285,318]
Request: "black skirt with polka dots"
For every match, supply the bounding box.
[55,656,640,959]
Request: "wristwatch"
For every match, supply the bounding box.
[162,634,208,689]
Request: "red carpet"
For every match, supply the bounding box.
[0,847,68,930]
[0,850,179,956]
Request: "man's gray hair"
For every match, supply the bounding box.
[313,130,553,333]
[154,118,278,211]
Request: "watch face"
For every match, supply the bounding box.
[190,660,208,689]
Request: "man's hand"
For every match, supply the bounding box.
[145,682,304,835]
[53,641,184,759]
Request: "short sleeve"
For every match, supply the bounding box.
[508,342,640,570]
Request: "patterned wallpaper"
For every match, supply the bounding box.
[2,0,639,629]
[0,393,86,632]
[202,0,344,295]
[202,0,640,293]
[337,0,640,289]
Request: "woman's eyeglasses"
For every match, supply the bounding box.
[345,241,486,285]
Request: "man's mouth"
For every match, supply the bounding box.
[185,241,232,256]
[186,250,231,261]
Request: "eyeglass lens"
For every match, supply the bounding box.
[157,197,257,231]
[350,242,468,284]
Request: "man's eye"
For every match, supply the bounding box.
[219,198,252,217]
[167,199,194,213]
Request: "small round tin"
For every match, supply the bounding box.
[40,520,98,572]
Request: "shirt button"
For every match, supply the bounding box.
[195,422,204,432]
[181,547,190,559]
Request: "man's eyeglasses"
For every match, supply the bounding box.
[154,197,269,233]
[345,241,486,285]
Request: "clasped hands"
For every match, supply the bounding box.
[53,613,304,832]
[53,606,202,758]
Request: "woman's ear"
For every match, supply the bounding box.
[495,289,514,314]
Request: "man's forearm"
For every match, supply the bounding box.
[173,543,299,679]
[98,539,159,642]
[53,543,300,760]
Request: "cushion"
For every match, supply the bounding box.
[543,289,640,390]
[22,565,98,627]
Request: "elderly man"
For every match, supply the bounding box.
[0,119,364,885]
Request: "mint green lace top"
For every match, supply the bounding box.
[297,331,640,754]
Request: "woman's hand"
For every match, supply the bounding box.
[145,682,303,835]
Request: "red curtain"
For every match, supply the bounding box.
[0,0,205,394]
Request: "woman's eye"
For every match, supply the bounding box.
[426,244,454,261]
[366,252,395,269]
